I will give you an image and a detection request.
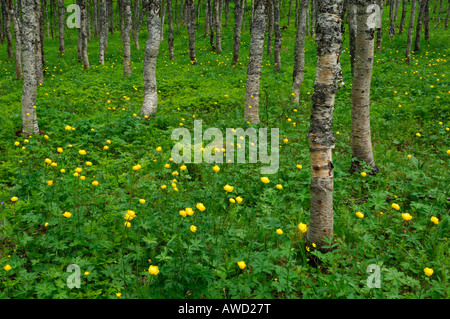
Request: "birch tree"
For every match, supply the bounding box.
[307,0,344,249]
[405,0,416,64]
[58,0,65,54]
[350,0,376,172]
[123,0,132,76]
[291,0,307,102]
[21,0,39,135]
[99,0,107,64]
[7,0,22,79]
[231,0,244,64]
[186,0,197,63]
[140,0,162,117]
[244,0,267,124]
[273,0,281,72]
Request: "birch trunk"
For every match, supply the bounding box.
[273,0,281,71]
[78,0,90,69]
[266,0,273,56]
[186,0,197,63]
[423,0,429,40]
[99,0,106,64]
[135,0,148,50]
[231,0,244,64]
[292,0,307,102]
[7,0,22,79]
[414,0,424,52]
[1,0,13,59]
[35,0,44,84]
[244,0,267,124]
[123,0,132,76]
[214,0,222,52]
[405,0,416,64]
[140,0,162,117]
[399,0,407,34]
[375,0,382,50]
[168,0,175,58]
[350,0,376,172]
[307,0,344,249]
[21,0,39,135]
[57,0,65,54]
[348,0,357,73]
[389,0,396,37]
[93,0,99,38]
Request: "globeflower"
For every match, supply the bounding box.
[11,196,18,202]
[298,223,308,233]
[213,165,220,172]
[356,212,364,219]
[391,203,400,210]
[124,221,131,228]
[179,210,187,217]
[196,203,206,212]
[424,267,434,277]
[186,207,194,216]
[190,225,197,233]
[223,184,234,192]
[235,196,243,204]
[4,264,12,271]
[63,211,72,218]
[361,172,367,177]
[261,177,270,184]
[125,210,136,221]
[156,147,162,152]
[276,184,283,190]
[402,213,413,221]
[92,181,99,186]
[276,229,283,235]
[180,165,187,171]
[132,164,142,171]
[78,150,87,155]
[430,216,439,224]
[148,265,159,275]
[139,199,146,204]
[237,261,246,269]
[229,198,236,203]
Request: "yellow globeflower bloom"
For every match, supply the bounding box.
[276,184,283,190]
[430,216,439,224]
[424,267,434,277]
[186,207,194,216]
[276,229,283,235]
[148,265,159,275]
[47,180,53,186]
[132,164,142,171]
[63,212,72,218]
[11,196,18,202]
[124,221,131,228]
[190,225,197,233]
[402,213,413,221]
[229,198,236,203]
[356,212,364,219]
[179,210,187,217]
[213,165,220,172]
[139,199,146,204]
[237,261,246,269]
[298,223,308,233]
[391,203,400,210]
[196,203,206,212]
[44,222,49,227]
[79,150,87,155]
[164,163,170,168]
[57,147,63,153]
[223,184,234,192]
[235,196,243,203]
[75,167,82,173]
[86,161,93,166]
[92,181,99,186]
[361,172,367,177]
[45,158,52,164]
[51,162,57,167]
[180,165,187,171]
[14,141,20,146]
[4,264,12,271]
[296,164,303,169]
[261,177,270,184]
[161,184,167,189]
[156,147,162,152]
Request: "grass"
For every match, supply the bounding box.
[0,3,449,299]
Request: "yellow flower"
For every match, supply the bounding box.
[361,172,367,177]
[44,222,49,227]
[298,223,308,233]
[276,184,283,190]
[261,177,270,184]
[229,198,236,203]
[164,163,170,168]
[132,164,142,171]
[156,147,162,152]
[86,161,93,166]
[139,199,146,204]
[391,203,400,210]
[116,292,122,297]
[4,264,12,271]
[63,211,72,218]
[356,212,364,219]
[430,216,439,224]
[402,213,413,221]
[180,165,187,171]
[11,196,18,202]
[84,271,90,275]
[237,261,246,269]
[57,147,63,153]
[65,125,72,131]
[236,196,243,204]
[75,167,83,173]
[14,141,20,146]
[45,158,52,164]
[296,164,303,169]
[172,171,179,176]
[446,150,450,155]
[186,207,194,216]
[424,267,434,277]
[179,210,187,217]
[73,172,79,177]
[161,184,167,190]
[78,150,87,155]
[276,229,283,235]
[106,140,112,144]
[47,180,53,186]
[92,181,99,186]
[213,165,220,172]
[196,203,206,212]
[51,162,57,167]
[223,184,234,192]
[125,210,136,221]
[124,221,131,228]
[416,133,421,137]
[190,225,197,233]
[283,138,288,143]
[148,265,159,275]
[104,145,109,150]
[407,154,412,159]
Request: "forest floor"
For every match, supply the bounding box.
[0,7,449,299]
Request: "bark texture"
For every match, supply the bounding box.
[273,0,281,71]
[7,0,22,79]
[58,0,65,54]
[140,0,162,116]
[123,0,132,76]
[405,0,416,63]
[231,0,244,64]
[186,0,197,63]
[99,0,107,64]
[291,0,307,102]
[307,0,344,249]
[244,0,267,124]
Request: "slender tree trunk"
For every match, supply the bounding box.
[7,0,22,79]
[99,0,106,64]
[231,0,244,64]
[414,0,425,51]
[287,0,293,25]
[225,0,230,26]
[292,0,307,102]
[160,0,165,41]
[35,0,44,84]
[307,0,344,250]
[135,0,148,49]
[424,0,429,39]
[214,0,222,52]
[93,0,99,38]
[273,0,281,71]
[267,0,273,56]
[350,0,377,173]
[348,0,357,73]
[86,0,91,42]
[58,0,65,54]
[445,0,450,29]
[208,0,215,49]
[140,0,162,117]
[375,0,383,50]
[244,0,267,124]
[205,0,210,36]
[406,0,416,63]
[186,0,197,62]
[122,0,132,76]
[389,0,396,37]
[434,0,443,27]
[399,0,407,34]
[1,0,13,59]
[21,0,39,135]
[310,0,316,38]
[168,0,174,58]
[78,0,90,69]
[109,0,114,34]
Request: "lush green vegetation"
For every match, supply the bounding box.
[0,4,448,299]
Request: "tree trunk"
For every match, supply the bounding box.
[186,0,197,63]
[21,0,39,135]
[310,0,316,38]
[307,0,344,249]
[160,0,165,41]
[350,0,377,173]
[375,0,383,50]
[399,0,407,34]
[292,0,307,102]
[78,0,90,69]
[414,0,424,52]
[58,0,65,54]
[348,0,357,73]
[7,0,22,79]
[405,0,416,64]
[123,0,132,76]
[140,0,162,117]
[389,0,396,37]
[93,0,99,38]
[231,0,244,64]
[168,0,174,58]
[287,0,293,25]
[434,0,443,27]
[214,0,222,52]
[244,0,267,124]
[273,0,281,71]
[424,0,429,40]
[445,0,450,29]
[99,0,106,64]
[135,0,148,49]
[267,0,273,56]
[35,0,44,84]
[1,0,13,59]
